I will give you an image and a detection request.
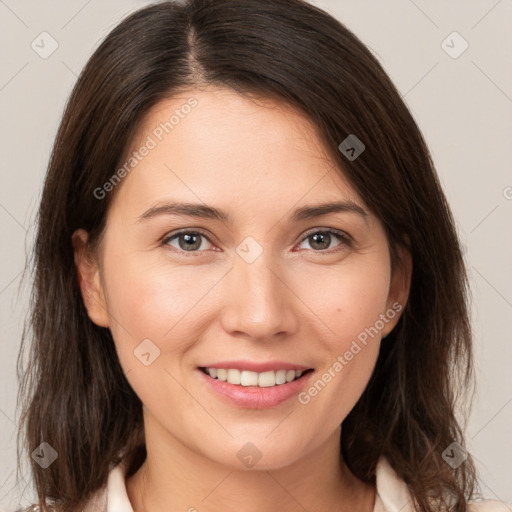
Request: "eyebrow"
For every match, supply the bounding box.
[137,200,369,224]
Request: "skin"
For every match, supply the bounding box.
[73,86,411,512]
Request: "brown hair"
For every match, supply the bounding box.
[17,0,480,510]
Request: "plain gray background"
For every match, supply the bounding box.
[0,0,511,509]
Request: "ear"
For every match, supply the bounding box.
[381,238,412,338]
[71,229,110,328]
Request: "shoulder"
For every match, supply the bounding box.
[466,499,512,511]
[15,485,108,512]
[374,456,511,512]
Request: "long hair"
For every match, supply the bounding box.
[17,1,479,510]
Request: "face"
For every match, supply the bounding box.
[73,87,410,470]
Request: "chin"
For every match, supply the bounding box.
[206,439,307,472]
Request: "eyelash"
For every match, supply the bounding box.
[161,228,352,256]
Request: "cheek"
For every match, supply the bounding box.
[290,257,389,405]
[101,250,225,357]
[291,264,388,434]
[292,256,391,344]
[103,244,391,351]
[104,250,185,327]
[100,254,213,410]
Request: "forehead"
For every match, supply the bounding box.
[111,86,368,218]
[129,86,333,162]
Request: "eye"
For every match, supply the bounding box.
[162,230,215,253]
[296,229,351,253]
[162,228,352,255]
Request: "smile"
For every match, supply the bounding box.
[200,367,314,388]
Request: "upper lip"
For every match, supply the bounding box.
[199,360,313,373]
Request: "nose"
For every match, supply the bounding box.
[219,250,298,342]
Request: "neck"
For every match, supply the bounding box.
[126,414,375,512]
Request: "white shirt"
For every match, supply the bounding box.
[81,455,510,512]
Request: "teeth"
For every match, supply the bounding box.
[203,367,308,387]
[241,370,259,386]
[275,369,287,385]
[258,371,276,387]
[227,369,241,385]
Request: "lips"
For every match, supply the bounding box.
[196,362,315,409]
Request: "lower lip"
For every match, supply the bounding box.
[197,368,314,409]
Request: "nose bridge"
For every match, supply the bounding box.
[239,249,279,300]
[221,237,295,339]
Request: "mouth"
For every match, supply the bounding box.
[198,366,315,388]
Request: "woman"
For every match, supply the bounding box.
[16,0,510,511]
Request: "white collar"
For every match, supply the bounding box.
[83,455,417,512]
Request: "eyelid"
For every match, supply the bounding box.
[300,226,352,243]
[161,228,216,248]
